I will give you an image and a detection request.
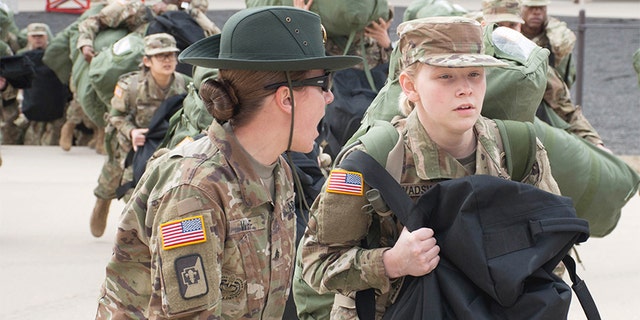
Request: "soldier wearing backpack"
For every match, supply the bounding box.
[90,33,191,238]
[297,16,561,319]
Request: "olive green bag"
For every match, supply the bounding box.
[89,32,144,108]
[403,0,467,22]
[534,109,640,237]
[72,28,129,127]
[245,0,389,37]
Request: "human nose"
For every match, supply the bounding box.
[456,79,473,97]
[324,89,334,105]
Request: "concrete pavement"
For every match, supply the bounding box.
[0,145,639,319]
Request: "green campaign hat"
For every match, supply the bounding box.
[179,6,362,71]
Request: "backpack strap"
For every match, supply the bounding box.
[494,119,537,182]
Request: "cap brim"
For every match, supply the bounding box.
[420,54,509,67]
[146,48,180,56]
[179,35,362,71]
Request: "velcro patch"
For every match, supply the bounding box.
[174,254,208,299]
[161,216,207,250]
[113,84,124,99]
[326,169,364,196]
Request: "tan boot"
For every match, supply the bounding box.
[90,198,112,237]
[59,121,75,151]
[94,126,106,155]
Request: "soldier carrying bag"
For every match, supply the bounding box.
[339,150,601,320]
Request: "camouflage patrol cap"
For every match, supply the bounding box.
[397,16,508,68]
[179,6,361,71]
[482,0,525,24]
[144,33,180,56]
[26,23,49,36]
[521,0,550,6]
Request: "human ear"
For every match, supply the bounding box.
[274,86,293,115]
[142,56,152,68]
[399,72,420,103]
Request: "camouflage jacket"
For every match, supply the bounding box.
[96,120,297,319]
[77,0,150,50]
[109,70,190,150]
[299,113,559,319]
[529,17,576,87]
[544,67,603,146]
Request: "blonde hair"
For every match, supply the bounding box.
[398,62,421,116]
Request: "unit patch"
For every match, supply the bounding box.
[174,254,208,299]
[161,215,207,250]
[326,169,364,196]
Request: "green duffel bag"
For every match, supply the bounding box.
[483,25,550,122]
[42,4,106,85]
[72,27,129,127]
[89,32,144,108]
[245,0,389,37]
[161,66,218,149]
[534,115,640,237]
[403,0,467,22]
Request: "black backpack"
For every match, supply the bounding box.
[116,93,186,199]
[20,49,70,122]
[146,10,206,76]
[316,63,388,159]
[340,150,601,320]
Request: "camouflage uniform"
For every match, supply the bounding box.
[94,68,190,200]
[299,113,560,319]
[16,23,68,146]
[95,120,297,319]
[0,39,21,145]
[76,0,150,51]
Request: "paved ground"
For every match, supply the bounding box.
[1,0,639,319]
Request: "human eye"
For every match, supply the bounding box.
[469,70,484,78]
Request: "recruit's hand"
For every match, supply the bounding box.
[81,46,95,63]
[364,17,392,50]
[293,0,313,11]
[382,227,440,278]
[131,128,149,152]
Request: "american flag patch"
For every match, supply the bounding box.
[113,84,123,99]
[326,170,364,196]
[161,216,207,250]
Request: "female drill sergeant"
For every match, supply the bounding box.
[94,6,360,319]
[298,16,560,319]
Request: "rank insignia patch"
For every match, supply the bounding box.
[161,216,207,250]
[326,170,364,196]
[175,254,208,299]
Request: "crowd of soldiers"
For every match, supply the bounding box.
[0,0,638,318]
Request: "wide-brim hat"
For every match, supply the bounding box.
[179,6,362,71]
[398,16,508,68]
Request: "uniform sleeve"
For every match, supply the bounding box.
[77,1,147,50]
[76,15,102,49]
[109,77,137,140]
[544,68,604,146]
[299,164,394,296]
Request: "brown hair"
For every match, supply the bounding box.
[199,69,308,127]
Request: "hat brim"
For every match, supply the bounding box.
[419,54,509,67]
[179,34,362,71]
[146,47,180,56]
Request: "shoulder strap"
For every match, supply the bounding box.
[357,120,400,168]
[494,119,537,182]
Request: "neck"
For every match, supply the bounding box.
[521,24,543,39]
[427,128,477,159]
[152,72,173,89]
[234,119,286,166]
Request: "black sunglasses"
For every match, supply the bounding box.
[264,72,333,92]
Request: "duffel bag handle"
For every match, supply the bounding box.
[529,218,590,243]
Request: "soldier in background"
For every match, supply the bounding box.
[520,0,576,88]
[17,23,70,146]
[89,33,191,238]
